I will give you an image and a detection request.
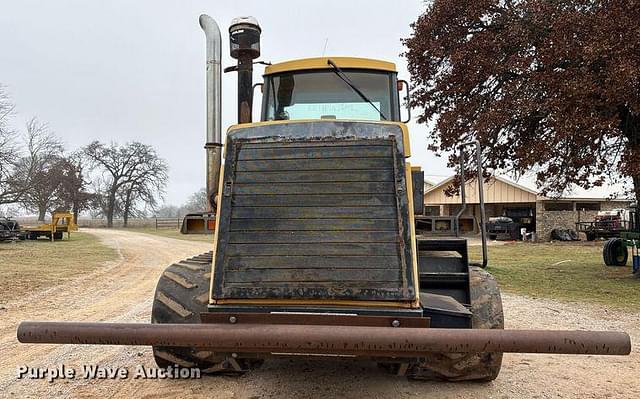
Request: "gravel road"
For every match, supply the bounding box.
[0,229,637,398]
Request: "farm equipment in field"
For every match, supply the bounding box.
[487,207,535,241]
[486,217,520,240]
[603,205,640,273]
[577,209,631,241]
[21,211,78,241]
[0,217,24,241]
[180,212,216,234]
[17,15,631,381]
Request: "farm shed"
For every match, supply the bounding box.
[424,175,631,241]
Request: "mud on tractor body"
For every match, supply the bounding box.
[18,15,631,382]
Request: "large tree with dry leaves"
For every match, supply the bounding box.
[404,0,640,202]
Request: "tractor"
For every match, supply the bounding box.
[18,15,630,381]
[603,204,640,274]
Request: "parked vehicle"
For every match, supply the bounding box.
[603,205,640,274]
[21,211,78,241]
[503,207,535,232]
[486,216,520,240]
[577,209,630,241]
[0,217,24,241]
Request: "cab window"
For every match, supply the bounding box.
[262,70,399,122]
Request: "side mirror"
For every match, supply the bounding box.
[252,83,264,120]
[398,79,411,124]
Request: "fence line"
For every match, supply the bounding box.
[155,218,182,230]
[15,217,184,230]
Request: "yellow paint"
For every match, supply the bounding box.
[405,162,421,308]
[411,165,422,172]
[22,211,78,241]
[208,159,227,304]
[264,57,397,75]
[227,120,410,158]
[399,122,410,158]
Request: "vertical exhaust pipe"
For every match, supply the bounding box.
[199,14,222,209]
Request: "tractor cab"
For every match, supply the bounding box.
[260,57,409,123]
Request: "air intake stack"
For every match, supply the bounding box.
[229,17,261,124]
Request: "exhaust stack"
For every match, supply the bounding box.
[199,14,222,209]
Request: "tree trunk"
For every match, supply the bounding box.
[621,108,639,206]
[72,199,79,224]
[123,208,129,228]
[123,190,132,228]
[38,205,47,222]
[634,176,640,208]
[107,189,117,228]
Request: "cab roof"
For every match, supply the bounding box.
[264,57,397,75]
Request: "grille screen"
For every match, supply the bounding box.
[213,136,414,301]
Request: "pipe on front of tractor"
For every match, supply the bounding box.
[17,321,631,356]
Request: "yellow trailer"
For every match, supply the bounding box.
[22,211,78,241]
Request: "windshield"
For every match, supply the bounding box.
[262,70,398,121]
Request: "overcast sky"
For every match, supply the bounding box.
[0,0,458,206]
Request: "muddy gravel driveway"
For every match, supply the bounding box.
[0,229,637,398]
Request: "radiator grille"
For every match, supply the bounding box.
[213,135,414,301]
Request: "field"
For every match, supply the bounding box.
[0,232,117,303]
[470,241,640,310]
[3,230,636,310]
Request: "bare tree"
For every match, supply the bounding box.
[56,152,95,223]
[17,118,65,221]
[87,177,113,219]
[84,141,168,227]
[155,204,181,218]
[0,85,21,205]
[119,155,168,227]
[183,188,208,214]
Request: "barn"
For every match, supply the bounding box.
[423,175,631,241]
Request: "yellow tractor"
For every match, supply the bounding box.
[18,15,630,381]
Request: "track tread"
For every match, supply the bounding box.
[162,270,197,289]
[155,291,193,318]
[151,252,260,374]
[405,266,504,382]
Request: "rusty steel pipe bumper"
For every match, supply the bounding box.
[17,321,631,356]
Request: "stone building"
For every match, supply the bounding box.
[423,175,632,241]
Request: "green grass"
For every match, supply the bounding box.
[0,232,117,303]
[122,227,213,242]
[469,242,639,309]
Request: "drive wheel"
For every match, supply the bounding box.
[406,266,504,382]
[151,252,262,374]
[603,238,628,266]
